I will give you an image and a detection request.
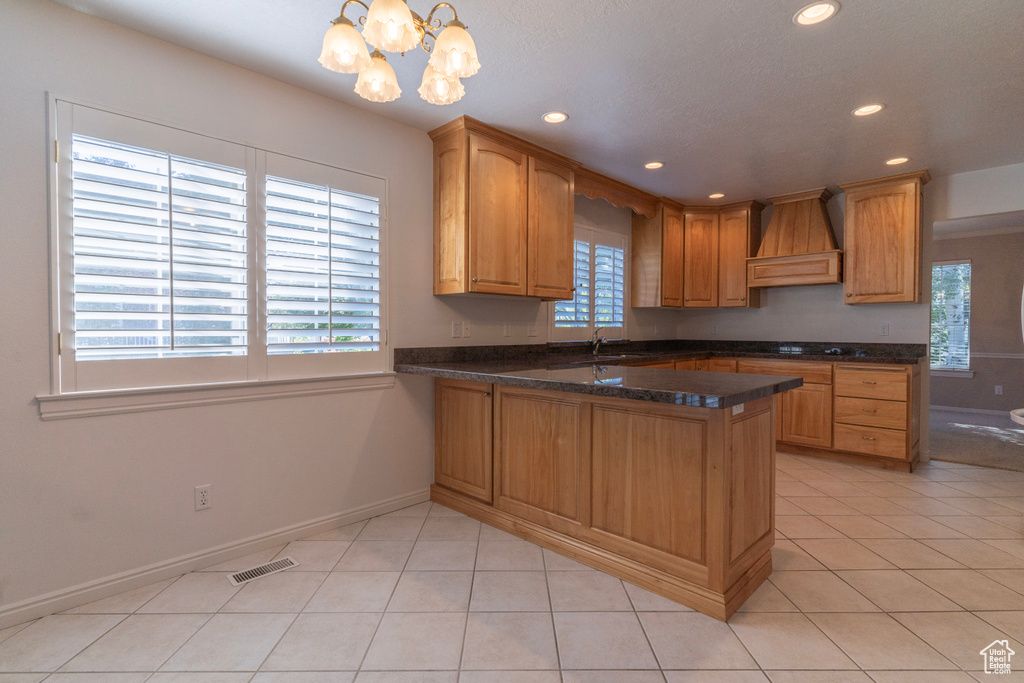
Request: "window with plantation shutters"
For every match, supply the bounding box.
[551,227,627,341]
[931,260,971,370]
[53,101,388,394]
[71,136,248,361]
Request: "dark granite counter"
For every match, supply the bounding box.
[394,339,926,408]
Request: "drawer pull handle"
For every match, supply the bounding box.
[862,436,877,441]
[862,381,877,385]
[862,409,877,413]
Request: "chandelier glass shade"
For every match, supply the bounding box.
[418,63,465,105]
[354,50,402,103]
[320,0,480,105]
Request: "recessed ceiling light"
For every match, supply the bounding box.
[709,193,725,199]
[542,111,568,124]
[645,161,664,170]
[793,1,840,25]
[886,157,909,165]
[852,104,885,116]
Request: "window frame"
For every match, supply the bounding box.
[549,225,628,343]
[929,258,972,373]
[46,95,391,401]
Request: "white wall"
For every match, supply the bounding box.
[0,0,444,625]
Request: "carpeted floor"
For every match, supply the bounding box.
[930,407,1024,471]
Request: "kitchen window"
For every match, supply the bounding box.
[551,226,626,341]
[930,260,971,371]
[50,101,388,394]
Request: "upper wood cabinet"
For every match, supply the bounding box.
[839,170,930,305]
[431,117,575,299]
[528,157,575,299]
[718,202,764,308]
[631,202,684,307]
[683,210,719,307]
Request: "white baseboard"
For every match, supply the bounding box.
[0,488,429,630]
[930,405,1014,417]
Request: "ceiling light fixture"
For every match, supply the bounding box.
[852,103,885,116]
[793,1,840,25]
[886,157,910,165]
[709,193,725,199]
[543,111,569,124]
[320,0,480,105]
[645,162,664,170]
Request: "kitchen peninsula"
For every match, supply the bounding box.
[397,345,803,620]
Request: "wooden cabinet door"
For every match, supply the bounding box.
[718,206,760,307]
[468,133,528,295]
[674,359,697,370]
[528,157,574,299]
[661,205,685,307]
[842,175,924,304]
[496,388,588,531]
[435,379,493,503]
[706,358,737,373]
[433,130,468,295]
[684,211,719,307]
[781,383,832,448]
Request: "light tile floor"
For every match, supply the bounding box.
[7,453,1024,680]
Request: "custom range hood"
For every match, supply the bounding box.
[746,188,842,287]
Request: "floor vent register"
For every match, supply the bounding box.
[228,557,298,586]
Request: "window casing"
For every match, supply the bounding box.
[551,226,626,341]
[930,260,971,370]
[53,101,388,393]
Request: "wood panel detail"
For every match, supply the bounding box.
[781,383,833,448]
[527,157,574,299]
[574,167,659,218]
[432,131,468,295]
[498,390,586,524]
[468,133,528,295]
[730,408,774,562]
[684,211,719,307]
[591,406,705,562]
[434,379,493,502]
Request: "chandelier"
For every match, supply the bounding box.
[319,0,481,105]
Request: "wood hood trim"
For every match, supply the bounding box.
[747,187,842,287]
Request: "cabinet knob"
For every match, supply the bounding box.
[846,293,852,298]
[740,296,745,301]
[685,298,690,302]
[572,286,577,292]
[482,392,491,397]
[471,277,478,283]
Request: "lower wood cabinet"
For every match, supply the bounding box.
[434,379,493,503]
[432,378,777,620]
[736,359,833,450]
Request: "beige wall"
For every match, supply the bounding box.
[930,232,1024,411]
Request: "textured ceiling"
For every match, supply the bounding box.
[53,0,1024,205]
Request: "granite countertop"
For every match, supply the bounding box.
[396,359,802,408]
[393,339,927,408]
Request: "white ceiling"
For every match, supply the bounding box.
[54,0,1024,205]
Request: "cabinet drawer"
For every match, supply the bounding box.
[736,359,833,385]
[834,423,907,460]
[673,359,697,370]
[834,366,908,401]
[835,397,907,430]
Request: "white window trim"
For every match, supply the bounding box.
[44,94,392,408]
[549,225,629,343]
[930,368,975,378]
[36,372,396,421]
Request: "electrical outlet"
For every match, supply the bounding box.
[503,322,512,337]
[462,321,471,338]
[527,323,537,337]
[879,322,891,337]
[711,324,720,336]
[996,386,1004,395]
[451,320,462,338]
[194,484,211,511]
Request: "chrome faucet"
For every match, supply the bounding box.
[591,326,607,356]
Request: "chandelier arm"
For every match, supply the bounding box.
[338,0,370,26]
[424,2,459,31]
